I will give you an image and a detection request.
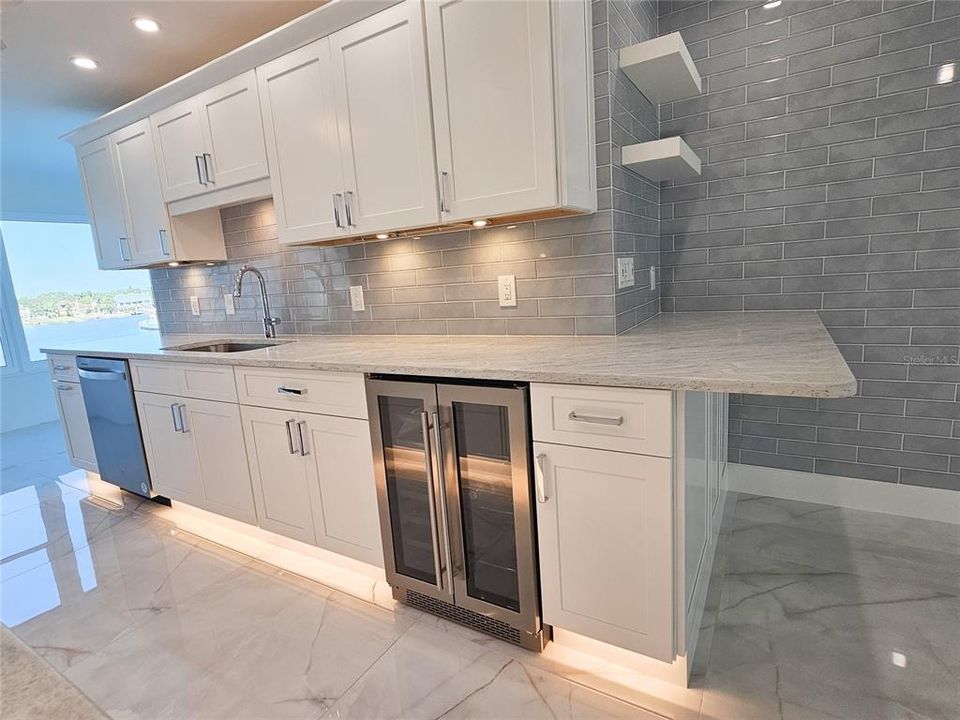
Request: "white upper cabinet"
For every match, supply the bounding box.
[76,136,128,269]
[257,39,345,244]
[152,71,269,204]
[111,119,174,265]
[424,0,594,222]
[425,0,556,221]
[151,97,206,202]
[197,71,269,192]
[330,0,439,235]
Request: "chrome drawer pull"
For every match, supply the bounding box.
[277,386,307,396]
[285,419,299,454]
[568,410,623,427]
[56,384,73,391]
[53,364,72,372]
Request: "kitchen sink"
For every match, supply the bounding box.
[164,341,291,353]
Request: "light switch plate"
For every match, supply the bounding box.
[224,292,235,315]
[350,285,365,312]
[190,296,201,316]
[617,257,635,289]
[498,275,517,308]
[649,265,657,290]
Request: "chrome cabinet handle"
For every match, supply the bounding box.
[118,237,129,262]
[285,419,300,454]
[568,410,623,427]
[332,193,343,229]
[158,228,169,256]
[177,404,188,433]
[431,411,454,580]
[534,453,548,503]
[56,383,73,391]
[439,171,450,213]
[171,403,182,433]
[195,155,207,185]
[203,153,215,184]
[420,410,444,592]
[277,386,307,396]
[296,420,309,456]
[53,364,71,372]
[344,191,356,228]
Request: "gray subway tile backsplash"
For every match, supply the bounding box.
[659,0,959,489]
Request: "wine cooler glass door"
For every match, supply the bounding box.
[437,384,540,633]
[368,380,452,602]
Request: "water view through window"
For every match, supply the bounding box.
[1,221,157,362]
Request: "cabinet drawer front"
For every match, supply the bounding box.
[534,442,674,661]
[531,384,672,457]
[49,354,80,382]
[235,367,367,419]
[130,360,237,401]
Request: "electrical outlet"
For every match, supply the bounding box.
[224,292,235,315]
[498,275,517,308]
[190,295,201,316]
[649,265,657,291]
[349,285,365,312]
[616,257,635,289]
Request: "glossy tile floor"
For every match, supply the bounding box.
[2,422,958,720]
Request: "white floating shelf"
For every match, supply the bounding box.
[619,32,701,104]
[622,137,701,182]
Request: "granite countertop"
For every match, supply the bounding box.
[41,311,857,397]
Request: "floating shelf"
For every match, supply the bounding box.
[619,32,701,104]
[622,137,701,182]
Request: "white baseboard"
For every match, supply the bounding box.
[729,463,960,525]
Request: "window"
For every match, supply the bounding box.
[0,221,157,364]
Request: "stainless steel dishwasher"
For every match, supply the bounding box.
[77,356,153,497]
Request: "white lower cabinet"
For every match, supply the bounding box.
[137,392,257,524]
[52,381,98,473]
[533,442,674,662]
[240,404,382,564]
[241,405,319,544]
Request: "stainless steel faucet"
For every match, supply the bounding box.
[233,264,281,338]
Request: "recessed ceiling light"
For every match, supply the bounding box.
[71,56,98,70]
[133,17,160,33]
[471,219,489,228]
[762,0,782,8]
[376,233,389,240]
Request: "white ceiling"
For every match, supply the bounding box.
[0,0,323,222]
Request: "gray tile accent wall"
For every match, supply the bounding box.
[152,0,661,338]
[658,0,960,490]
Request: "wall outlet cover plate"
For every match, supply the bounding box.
[190,296,201,316]
[498,275,518,308]
[349,285,365,312]
[617,257,635,289]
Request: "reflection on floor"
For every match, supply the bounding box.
[1,422,958,719]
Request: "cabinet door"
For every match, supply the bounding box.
[136,392,204,506]
[257,39,345,244]
[535,442,674,661]
[151,97,206,202]
[301,413,382,565]
[425,0,557,221]
[76,137,128,269]
[197,71,269,191]
[330,0,439,234]
[240,405,318,544]
[111,119,173,264]
[53,382,97,472]
[181,398,258,525]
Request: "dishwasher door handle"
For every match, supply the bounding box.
[78,368,126,381]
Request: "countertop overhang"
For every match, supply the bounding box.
[41,311,857,398]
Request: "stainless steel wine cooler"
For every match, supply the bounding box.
[366,376,548,651]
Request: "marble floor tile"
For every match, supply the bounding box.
[3,424,959,720]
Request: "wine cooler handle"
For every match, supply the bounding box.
[534,453,548,503]
[421,410,444,592]
[431,411,454,580]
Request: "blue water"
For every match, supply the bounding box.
[24,315,156,362]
